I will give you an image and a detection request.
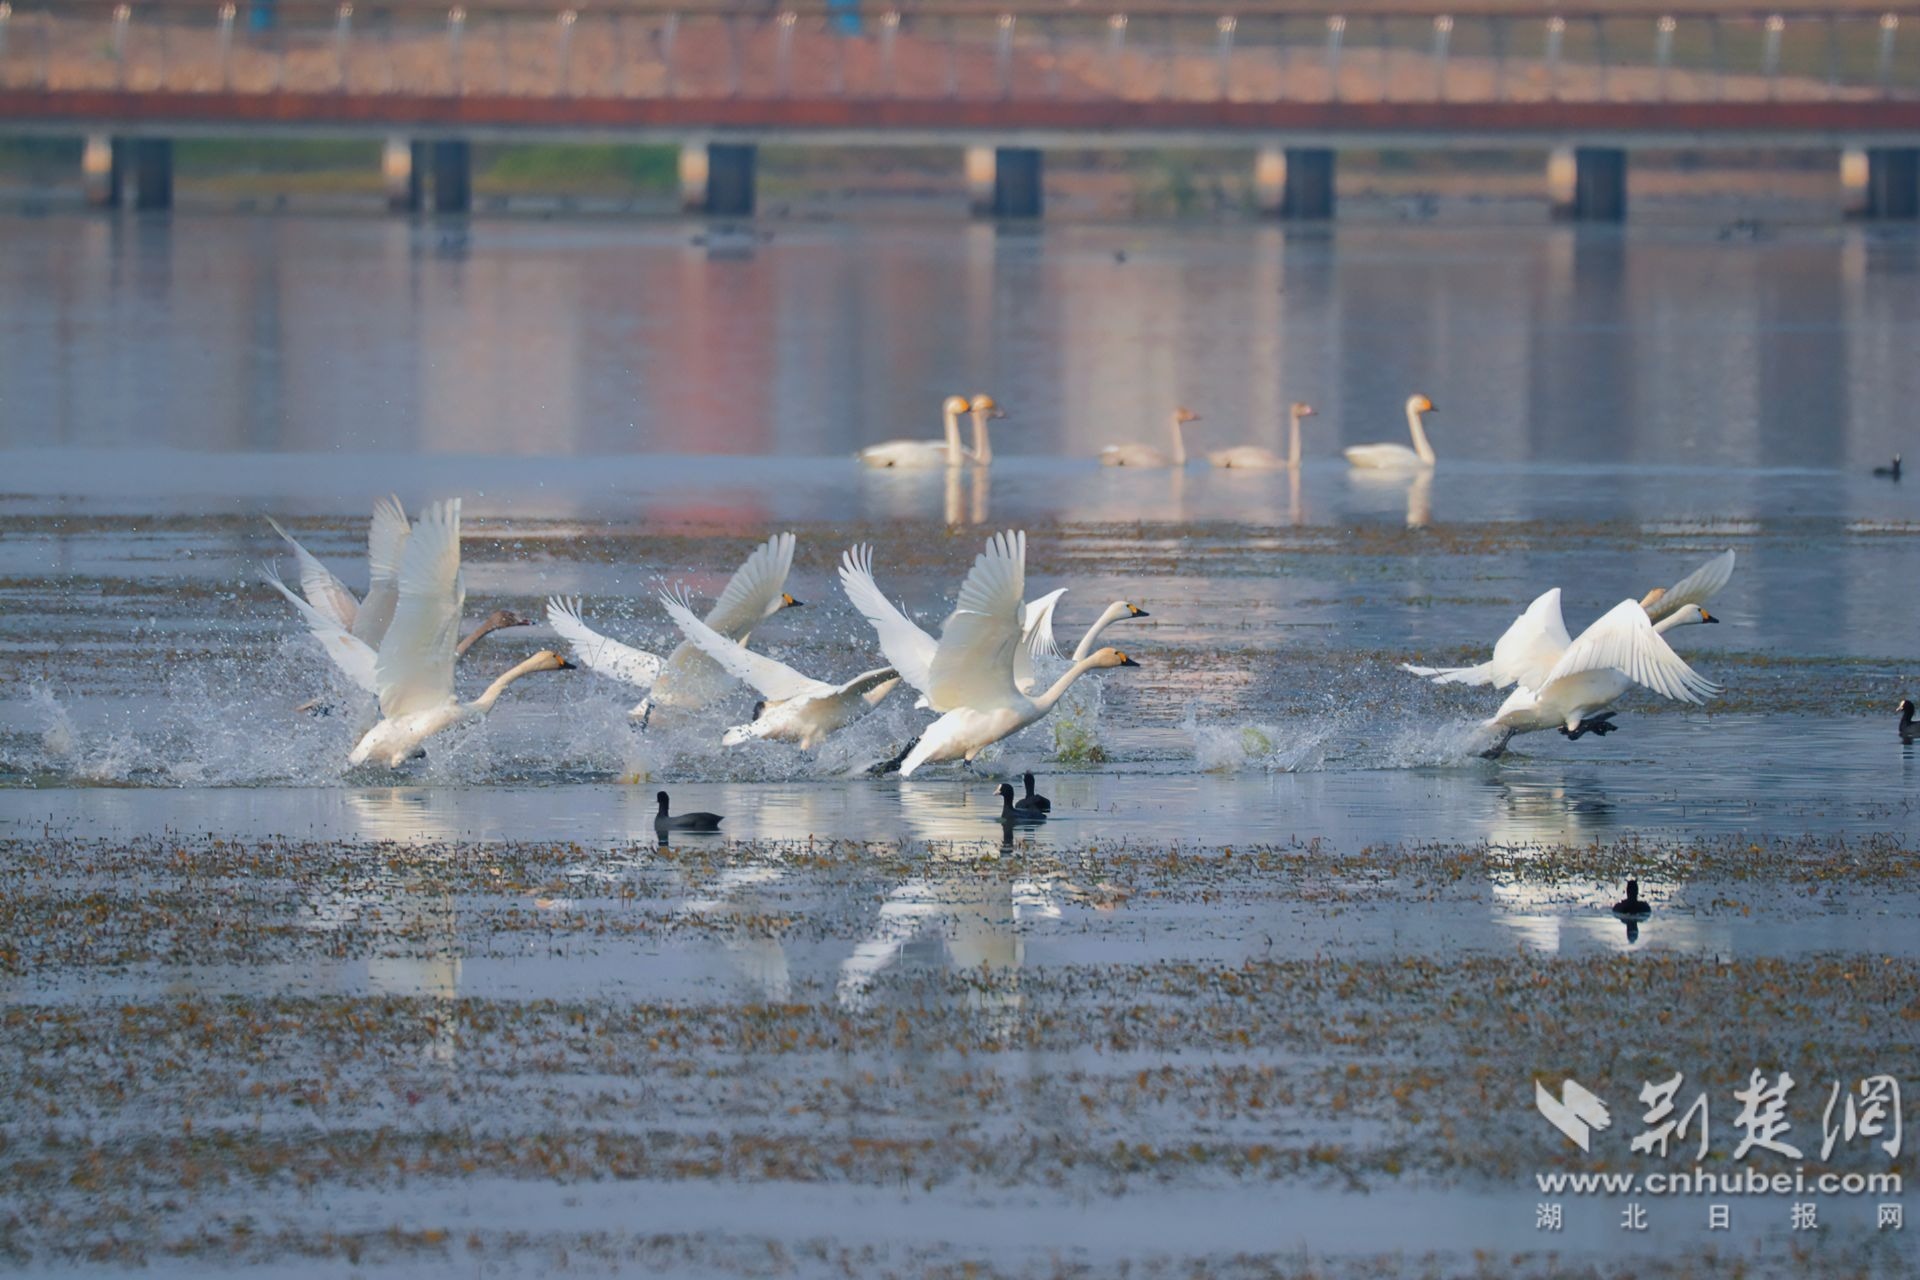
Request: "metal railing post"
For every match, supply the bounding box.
[1763,14,1785,100]
[1592,17,1609,99]
[775,11,795,96]
[335,4,353,92]
[1431,15,1452,101]
[997,13,1015,99]
[557,9,577,96]
[447,6,466,95]
[1656,15,1675,99]
[1491,15,1509,101]
[1879,13,1899,97]
[662,13,678,98]
[111,4,130,89]
[880,11,899,94]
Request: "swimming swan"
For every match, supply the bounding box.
[1208,402,1315,470]
[1344,394,1435,470]
[857,395,973,469]
[896,531,1141,776]
[838,545,1137,708]
[347,500,575,767]
[548,531,803,718]
[1101,407,1199,468]
[659,590,900,749]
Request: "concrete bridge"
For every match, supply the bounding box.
[2,1,1918,218]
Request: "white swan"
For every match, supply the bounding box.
[857,396,972,469]
[1344,394,1436,469]
[838,544,1110,710]
[1208,402,1315,470]
[1404,550,1736,687]
[1013,594,1149,693]
[547,532,803,719]
[966,393,1004,466]
[1475,598,1720,754]
[659,592,899,749]
[895,530,1141,776]
[346,500,574,767]
[1101,407,1198,468]
[266,495,411,647]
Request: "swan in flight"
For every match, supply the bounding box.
[1101,407,1199,468]
[838,546,1143,707]
[857,396,972,469]
[546,531,802,718]
[659,591,900,749]
[966,393,1004,466]
[1207,402,1315,470]
[1405,550,1735,687]
[1473,598,1720,755]
[1344,394,1436,469]
[345,500,574,767]
[893,530,1141,776]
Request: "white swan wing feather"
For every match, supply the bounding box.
[1408,588,1570,690]
[926,530,1026,713]
[1647,549,1736,622]
[263,565,379,693]
[544,597,662,689]
[705,531,797,637]
[838,544,938,696]
[374,498,464,719]
[351,493,410,646]
[1544,598,1719,704]
[265,514,360,634]
[660,592,834,704]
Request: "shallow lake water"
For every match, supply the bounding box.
[2,212,1917,1276]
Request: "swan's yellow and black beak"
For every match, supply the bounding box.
[557,656,576,670]
[1115,651,1141,667]
[1700,610,1719,624]
[1126,604,1150,619]
[782,593,803,609]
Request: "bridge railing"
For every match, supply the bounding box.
[1,3,1914,102]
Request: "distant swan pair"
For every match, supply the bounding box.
[1101,402,1316,470]
[858,394,1003,468]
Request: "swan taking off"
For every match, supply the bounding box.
[346,500,574,768]
[893,530,1141,776]
[1101,407,1199,468]
[857,396,972,468]
[838,545,1142,708]
[1344,394,1436,469]
[1208,402,1315,470]
[266,494,410,648]
[659,590,900,750]
[548,531,802,719]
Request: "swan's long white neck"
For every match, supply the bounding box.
[943,407,967,466]
[467,654,555,713]
[1170,414,1188,466]
[1406,403,1436,465]
[1071,603,1132,661]
[969,408,993,465]
[1029,654,1109,714]
[1652,609,1701,635]
[1287,407,1304,470]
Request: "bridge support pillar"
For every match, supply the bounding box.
[1257,147,1334,219]
[82,135,122,208]
[384,138,424,213]
[429,140,471,214]
[123,139,173,211]
[681,143,756,216]
[1844,147,1919,220]
[1548,146,1626,222]
[968,146,1043,218]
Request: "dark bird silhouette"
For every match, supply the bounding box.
[997,782,1045,822]
[1015,771,1051,815]
[655,790,723,832]
[1611,879,1652,920]
[1899,698,1918,743]
[1873,454,1902,481]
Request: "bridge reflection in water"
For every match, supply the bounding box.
[2,2,1917,219]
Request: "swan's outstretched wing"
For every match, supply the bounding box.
[927,530,1026,713]
[838,544,938,696]
[265,514,360,634]
[704,531,797,637]
[545,597,662,689]
[1545,598,1719,704]
[352,494,410,647]
[660,592,835,704]
[262,565,378,693]
[374,498,465,719]
[1015,587,1067,689]
[1645,549,1736,623]
[837,667,901,700]
[1405,588,1571,691]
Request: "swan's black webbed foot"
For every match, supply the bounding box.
[1478,731,1514,760]
[1560,712,1618,742]
[868,736,920,776]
